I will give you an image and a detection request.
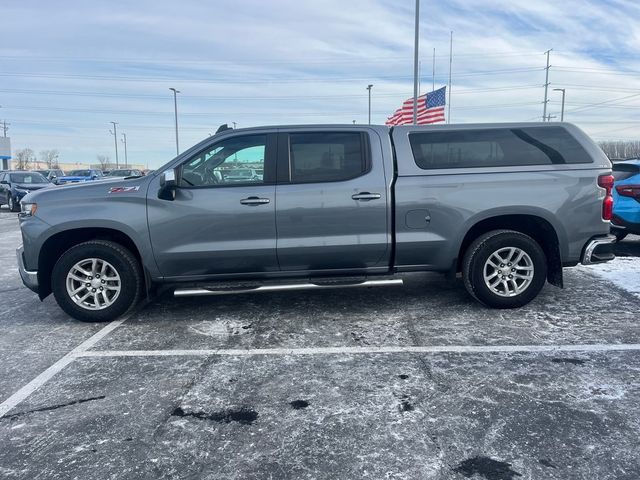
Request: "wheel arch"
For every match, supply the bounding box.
[37,227,147,299]
[456,212,564,287]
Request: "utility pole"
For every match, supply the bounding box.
[1,120,9,137]
[232,122,237,129]
[542,49,552,121]
[553,88,566,121]
[109,122,119,168]
[169,87,180,155]
[412,0,420,124]
[121,133,128,166]
[447,31,453,124]
[366,84,373,124]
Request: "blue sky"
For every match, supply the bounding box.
[1,0,639,168]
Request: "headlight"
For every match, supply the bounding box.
[20,202,37,217]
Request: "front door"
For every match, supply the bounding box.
[148,133,278,279]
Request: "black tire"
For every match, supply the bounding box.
[8,194,19,212]
[462,229,547,309]
[52,240,143,322]
[612,230,628,242]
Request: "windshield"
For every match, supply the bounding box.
[9,172,48,183]
[67,170,91,176]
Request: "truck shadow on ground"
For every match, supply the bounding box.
[612,235,640,257]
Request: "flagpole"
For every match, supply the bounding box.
[413,0,420,124]
[448,31,453,124]
[432,47,435,92]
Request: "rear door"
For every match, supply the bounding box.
[275,128,390,272]
[147,133,279,278]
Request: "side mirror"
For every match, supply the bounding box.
[158,168,177,201]
[0,180,7,185]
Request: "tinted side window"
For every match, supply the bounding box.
[289,132,368,183]
[410,127,592,170]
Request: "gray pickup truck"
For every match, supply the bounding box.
[17,123,615,322]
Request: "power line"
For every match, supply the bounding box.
[0,84,543,101]
[0,67,544,84]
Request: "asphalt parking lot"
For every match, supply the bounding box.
[1,208,640,480]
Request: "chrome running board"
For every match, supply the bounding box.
[174,279,404,297]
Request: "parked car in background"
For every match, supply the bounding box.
[17,123,615,322]
[611,159,640,241]
[223,168,262,182]
[34,169,65,184]
[56,169,104,184]
[0,171,50,212]
[106,169,144,178]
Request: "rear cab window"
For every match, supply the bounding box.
[409,126,593,170]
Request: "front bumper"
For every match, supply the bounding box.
[16,246,39,293]
[581,234,616,265]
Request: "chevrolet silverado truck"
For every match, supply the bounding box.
[17,123,615,322]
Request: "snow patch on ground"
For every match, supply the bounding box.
[578,256,640,299]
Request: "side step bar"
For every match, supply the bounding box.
[174,279,404,297]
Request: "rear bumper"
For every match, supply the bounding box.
[581,234,616,265]
[611,214,640,235]
[16,246,39,293]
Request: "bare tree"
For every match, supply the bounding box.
[14,148,36,170]
[39,149,60,168]
[598,140,640,160]
[96,154,110,170]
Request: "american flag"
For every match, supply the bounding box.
[385,86,446,126]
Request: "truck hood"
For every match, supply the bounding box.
[23,176,150,206]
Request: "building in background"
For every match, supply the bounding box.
[0,137,11,170]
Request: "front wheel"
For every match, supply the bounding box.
[52,240,143,322]
[8,194,19,212]
[462,230,547,309]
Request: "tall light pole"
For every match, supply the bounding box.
[109,122,119,168]
[366,84,373,124]
[169,87,180,155]
[553,88,566,121]
[412,0,420,124]
[121,133,128,166]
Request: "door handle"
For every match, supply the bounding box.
[240,196,270,206]
[351,192,381,201]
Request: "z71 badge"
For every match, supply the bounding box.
[108,186,140,194]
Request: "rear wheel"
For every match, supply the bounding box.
[52,240,143,322]
[462,230,547,309]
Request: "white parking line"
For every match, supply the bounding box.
[76,342,640,358]
[0,318,127,419]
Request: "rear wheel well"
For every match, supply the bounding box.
[457,215,563,287]
[38,228,144,299]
